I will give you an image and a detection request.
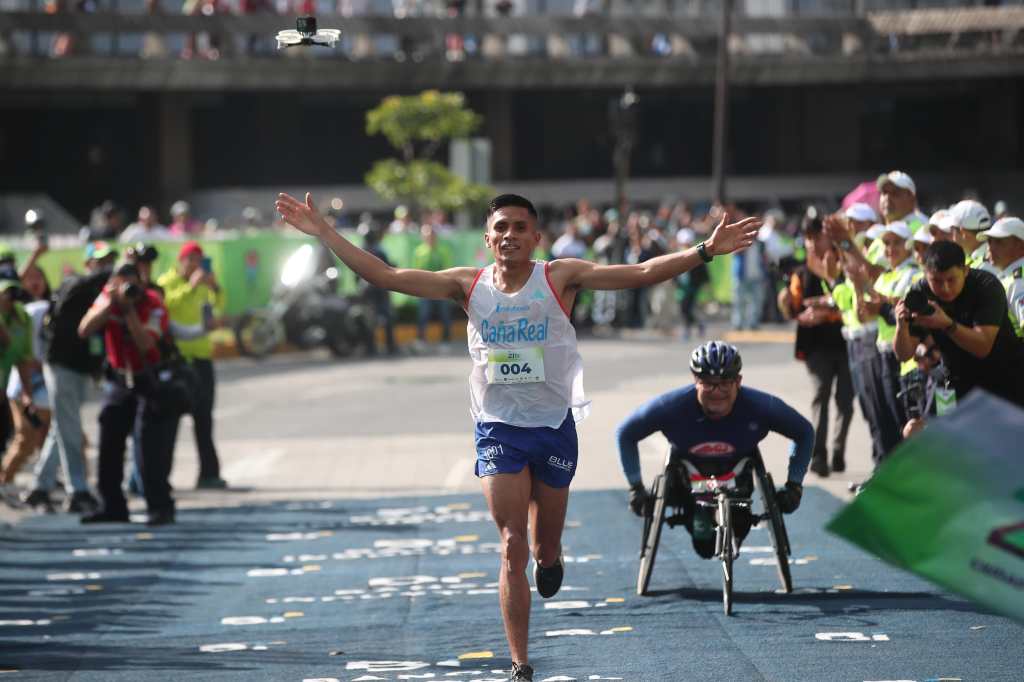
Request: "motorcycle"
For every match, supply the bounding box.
[233,243,375,359]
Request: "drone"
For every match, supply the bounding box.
[276,16,340,49]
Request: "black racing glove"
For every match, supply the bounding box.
[628,482,649,517]
[775,481,803,514]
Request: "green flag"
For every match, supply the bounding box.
[827,390,1024,624]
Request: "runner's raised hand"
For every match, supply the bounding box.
[705,213,762,256]
[276,192,330,237]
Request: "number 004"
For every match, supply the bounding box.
[500,363,531,376]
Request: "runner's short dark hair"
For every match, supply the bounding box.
[487,194,537,220]
[923,241,966,272]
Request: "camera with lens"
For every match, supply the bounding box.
[121,282,143,300]
[898,371,926,420]
[903,289,935,316]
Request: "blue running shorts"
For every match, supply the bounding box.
[474,411,578,489]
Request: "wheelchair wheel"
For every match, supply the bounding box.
[637,474,666,596]
[753,460,793,594]
[718,495,734,616]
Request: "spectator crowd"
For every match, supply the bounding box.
[0,206,228,525]
[778,171,1023,491]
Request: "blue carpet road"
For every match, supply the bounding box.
[1,489,1021,682]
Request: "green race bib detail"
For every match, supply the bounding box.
[486,347,545,385]
[935,385,957,416]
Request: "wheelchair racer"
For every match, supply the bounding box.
[616,341,815,558]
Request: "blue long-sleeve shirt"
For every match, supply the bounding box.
[615,385,814,487]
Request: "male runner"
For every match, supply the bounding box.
[275,192,759,682]
[618,341,814,558]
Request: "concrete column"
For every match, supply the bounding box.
[157,93,193,213]
[484,91,515,181]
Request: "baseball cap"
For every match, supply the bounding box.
[179,240,204,260]
[950,199,992,232]
[912,229,935,245]
[876,171,916,195]
[85,241,114,261]
[126,242,159,263]
[844,202,878,223]
[979,216,1024,242]
[878,221,912,241]
[865,223,886,240]
[928,209,950,228]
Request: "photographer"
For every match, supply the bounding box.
[157,241,226,490]
[78,263,177,525]
[895,241,1024,409]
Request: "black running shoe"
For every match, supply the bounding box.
[509,662,533,682]
[21,489,55,513]
[65,491,100,514]
[534,554,564,599]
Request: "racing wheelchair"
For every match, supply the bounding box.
[636,448,793,615]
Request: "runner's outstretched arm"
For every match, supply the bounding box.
[276,192,476,301]
[550,213,761,291]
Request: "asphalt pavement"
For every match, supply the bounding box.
[2,325,1022,680]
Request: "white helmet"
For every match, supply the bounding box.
[950,200,991,232]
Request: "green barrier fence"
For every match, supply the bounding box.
[16,231,734,316]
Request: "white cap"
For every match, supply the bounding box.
[844,202,878,223]
[865,223,886,240]
[876,171,916,195]
[170,200,190,217]
[979,216,1024,242]
[912,229,934,245]
[928,209,949,227]
[936,212,959,233]
[950,199,991,231]
[879,220,912,241]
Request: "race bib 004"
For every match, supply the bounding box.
[486,347,545,385]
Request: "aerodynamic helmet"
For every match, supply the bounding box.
[689,340,742,380]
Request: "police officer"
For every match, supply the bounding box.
[861,222,921,431]
[78,263,177,526]
[948,200,998,275]
[979,216,1024,338]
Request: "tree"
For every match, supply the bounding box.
[365,91,492,215]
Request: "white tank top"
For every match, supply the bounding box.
[466,261,589,428]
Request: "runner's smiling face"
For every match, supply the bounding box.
[485,207,540,266]
[694,374,742,419]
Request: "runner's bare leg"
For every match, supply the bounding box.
[530,477,569,568]
[481,468,534,665]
